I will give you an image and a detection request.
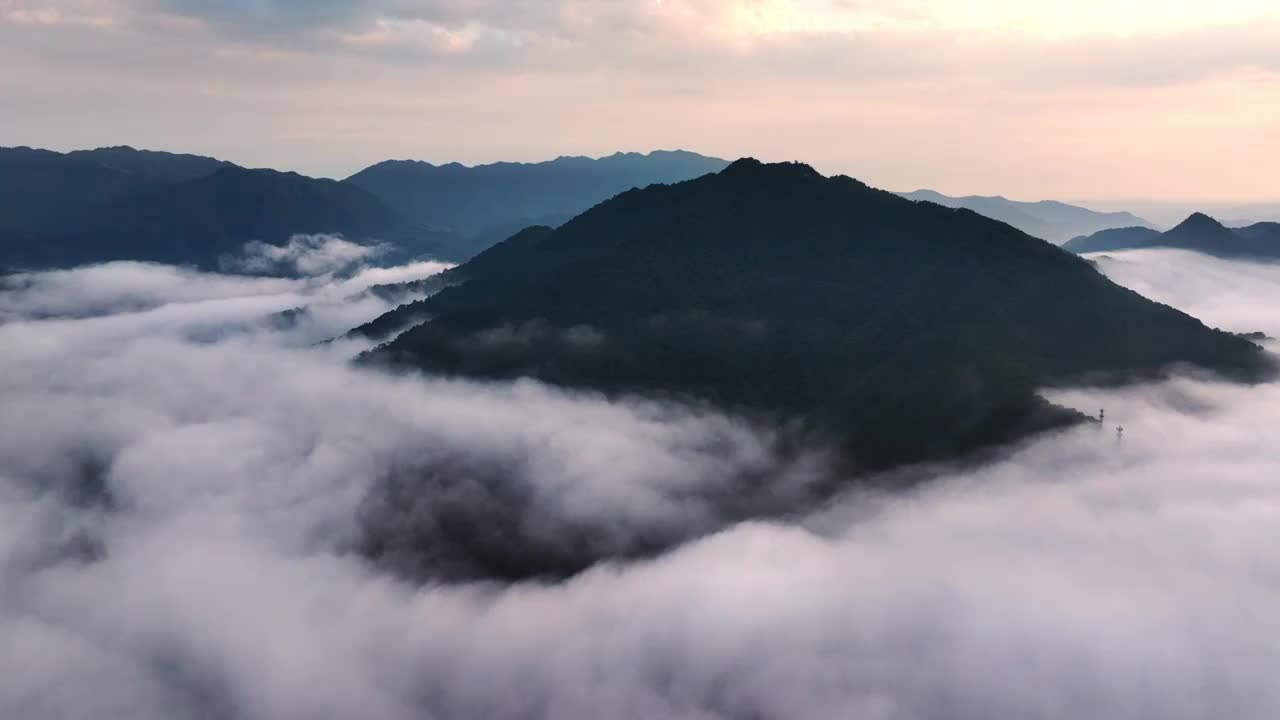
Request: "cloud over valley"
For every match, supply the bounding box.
[2,248,1280,718]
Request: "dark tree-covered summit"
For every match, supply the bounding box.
[1064,212,1280,258]
[359,158,1269,472]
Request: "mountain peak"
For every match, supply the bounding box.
[1172,212,1227,232]
[720,158,822,180]
[362,161,1268,479]
[344,150,730,238]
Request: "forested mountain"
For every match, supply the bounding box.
[899,189,1150,244]
[344,150,730,237]
[0,146,489,271]
[0,145,231,238]
[7,165,407,270]
[63,145,232,183]
[1064,213,1280,258]
[1235,221,1280,242]
[2,146,730,271]
[357,159,1269,472]
[1062,226,1162,253]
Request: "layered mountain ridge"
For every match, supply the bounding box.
[357,158,1270,472]
[343,149,731,238]
[1064,212,1280,258]
[0,146,732,272]
[898,189,1151,244]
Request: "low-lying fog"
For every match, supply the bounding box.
[2,241,1278,719]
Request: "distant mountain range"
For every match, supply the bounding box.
[358,159,1268,480]
[1096,201,1280,229]
[6,143,1184,275]
[0,146,729,272]
[344,150,731,238]
[0,145,230,235]
[1064,213,1280,258]
[56,166,405,269]
[898,189,1151,244]
[0,146,404,271]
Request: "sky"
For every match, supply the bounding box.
[2,0,1278,203]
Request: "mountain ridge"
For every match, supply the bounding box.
[343,149,732,242]
[358,158,1269,473]
[898,188,1151,244]
[1065,212,1280,258]
[1,146,716,271]
[8,164,403,271]
[0,145,233,238]
[354,149,718,173]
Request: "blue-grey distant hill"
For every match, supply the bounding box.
[898,189,1150,244]
[56,165,406,269]
[0,146,729,272]
[1064,213,1280,258]
[343,150,730,239]
[0,146,412,271]
[0,145,231,234]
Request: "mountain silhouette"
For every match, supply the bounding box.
[0,146,484,272]
[1065,212,1280,258]
[1235,221,1280,242]
[63,145,232,183]
[898,189,1150,244]
[0,145,231,240]
[358,159,1269,472]
[344,150,730,251]
[2,146,730,271]
[47,166,404,269]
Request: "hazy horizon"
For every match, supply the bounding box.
[4,0,1277,205]
[10,140,1279,226]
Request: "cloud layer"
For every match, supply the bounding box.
[2,247,1280,718]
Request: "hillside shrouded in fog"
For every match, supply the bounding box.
[361,159,1267,475]
[0,146,731,271]
[3,238,1280,718]
[5,1,1280,717]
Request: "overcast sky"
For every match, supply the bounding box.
[2,0,1277,203]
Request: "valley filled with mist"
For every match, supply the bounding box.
[7,0,1280,712]
[4,229,1280,718]
[7,0,1280,716]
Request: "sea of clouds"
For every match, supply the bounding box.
[2,241,1279,719]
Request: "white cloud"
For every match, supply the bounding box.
[230,234,391,277]
[0,261,297,321]
[1089,249,1280,338]
[337,259,453,290]
[1,248,1280,718]
[0,251,448,350]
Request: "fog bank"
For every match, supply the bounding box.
[2,248,1279,719]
